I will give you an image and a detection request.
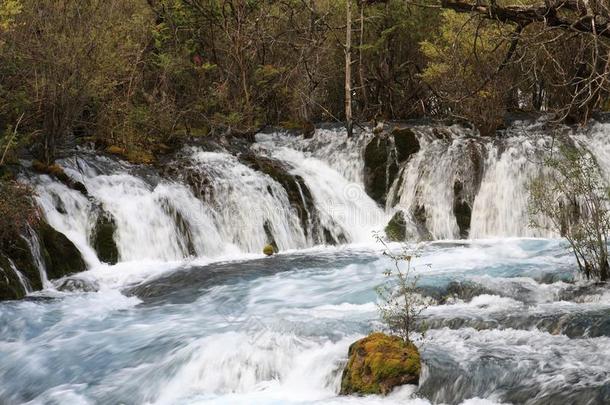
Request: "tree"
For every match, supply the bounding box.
[0,0,152,163]
[435,0,610,125]
[529,144,610,282]
[345,0,354,137]
[374,233,428,343]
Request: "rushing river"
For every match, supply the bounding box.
[1,238,609,404]
[2,121,610,404]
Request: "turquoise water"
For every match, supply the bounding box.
[1,239,609,405]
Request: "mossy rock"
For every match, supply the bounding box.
[92,212,119,264]
[391,127,420,164]
[340,332,420,396]
[385,211,407,242]
[241,153,320,240]
[31,161,88,196]
[263,244,275,256]
[363,135,396,206]
[38,222,86,279]
[0,254,28,300]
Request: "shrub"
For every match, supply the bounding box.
[529,145,610,282]
[0,180,38,248]
[374,233,428,343]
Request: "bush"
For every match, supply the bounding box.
[374,233,428,343]
[529,145,610,282]
[0,180,38,248]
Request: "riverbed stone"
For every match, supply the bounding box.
[385,211,407,241]
[340,332,421,396]
[92,212,119,264]
[38,222,86,279]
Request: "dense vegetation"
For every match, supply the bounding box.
[2,0,610,166]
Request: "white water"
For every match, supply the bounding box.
[3,122,610,404]
[7,258,31,293]
[1,239,608,404]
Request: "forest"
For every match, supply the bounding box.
[1,0,610,164]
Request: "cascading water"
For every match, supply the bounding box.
[3,121,610,404]
[7,258,31,294]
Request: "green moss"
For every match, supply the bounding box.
[391,127,420,164]
[38,222,86,279]
[263,244,275,256]
[363,135,393,206]
[385,211,406,241]
[0,254,28,300]
[92,213,119,264]
[340,332,420,396]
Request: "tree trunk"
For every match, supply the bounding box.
[345,0,353,137]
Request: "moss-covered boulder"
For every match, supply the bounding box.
[263,244,275,256]
[363,135,397,206]
[38,222,86,279]
[92,212,119,264]
[385,211,407,242]
[340,333,421,396]
[391,127,420,164]
[241,153,326,242]
[0,254,29,300]
[363,128,420,207]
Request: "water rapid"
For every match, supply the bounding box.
[2,120,610,404]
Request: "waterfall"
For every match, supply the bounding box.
[268,146,387,244]
[18,120,610,285]
[181,148,308,252]
[470,135,553,238]
[7,258,31,294]
[34,176,100,266]
[22,227,51,289]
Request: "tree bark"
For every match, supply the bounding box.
[345,0,353,137]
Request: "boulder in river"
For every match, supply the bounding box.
[263,244,275,256]
[385,211,407,241]
[92,211,119,265]
[38,222,86,280]
[340,332,420,396]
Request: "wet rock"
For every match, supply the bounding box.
[263,244,275,256]
[364,126,420,207]
[241,153,323,241]
[263,221,279,253]
[0,254,28,300]
[31,161,88,196]
[55,277,100,293]
[92,211,119,264]
[391,127,420,164]
[385,211,407,242]
[38,222,86,280]
[363,134,397,206]
[413,205,432,240]
[340,332,420,396]
[453,181,472,239]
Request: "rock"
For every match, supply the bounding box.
[0,221,87,301]
[0,254,28,300]
[263,244,275,256]
[340,332,421,396]
[385,211,407,241]
[31,161,88,196]
[55,277,100,293]
[240,153,325,242]
[92,212,119,264]
[363,135,397,206]
[363,127,420,207]
[413,205,432,241]
[391,127,420,164]
[263,221,279,253]
[38,222,86,279]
